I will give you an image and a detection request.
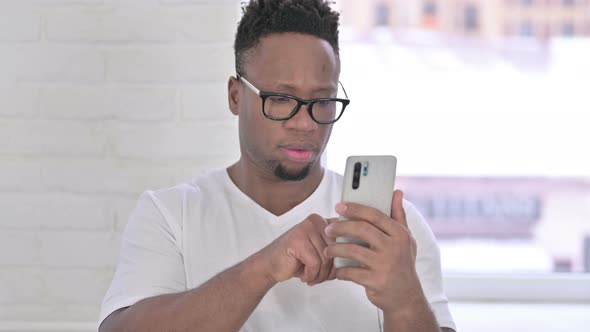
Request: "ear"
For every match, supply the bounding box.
[228,76,240,116]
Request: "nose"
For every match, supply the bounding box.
[284,103,318,131]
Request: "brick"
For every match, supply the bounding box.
[41,159,178,195]
[0,46,104,83]
[0,304,100,322]
[0,158,43,192]
[0,85,39,118]
[0,193,111,230]
[0,268,45,305]
[108,122,239,160]
[111,197,138,232]
[160,0,238,3]
[40,86,177,121]
[32,0,103,3]
[0,231,39,265]
[170,5,238,43]
[181,83,235,121]
[46,6,175,43]
[106,46,234,83]
[39,231,121,268]
[44,268,114,305]
[0,6,41,42]
[0,120,107,157]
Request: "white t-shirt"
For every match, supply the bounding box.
[100,169,456,331]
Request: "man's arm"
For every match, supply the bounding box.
[381,293,453,332]
[99,253,275,332]
[100,214,335,332]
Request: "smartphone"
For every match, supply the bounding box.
[334,155,397,268]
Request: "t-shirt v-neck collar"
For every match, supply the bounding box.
[221,168,330,224]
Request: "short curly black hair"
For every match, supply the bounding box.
[234,0,340,76]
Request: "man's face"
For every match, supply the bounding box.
[231,33,340,181]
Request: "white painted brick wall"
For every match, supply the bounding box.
[0,6,41,42]
[0,86,39,118]
[0,159,43,192]
[0,0,240,328]
[39,86,178,121]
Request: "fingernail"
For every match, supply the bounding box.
[336,203,347,214]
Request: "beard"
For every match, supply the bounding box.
[273,162,311,181]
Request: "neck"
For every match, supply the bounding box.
[227,158,324,216]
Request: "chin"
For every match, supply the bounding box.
[274,163,312,181]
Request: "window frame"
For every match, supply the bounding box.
[444,273,590,302]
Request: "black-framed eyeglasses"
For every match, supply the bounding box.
[237,75,350,125]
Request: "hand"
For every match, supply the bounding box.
[257,214,338,286]
[324,190,422,313]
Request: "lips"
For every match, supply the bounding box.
[279,144,316,163]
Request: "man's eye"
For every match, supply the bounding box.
[269,96,291,103]
[316,100,334,107]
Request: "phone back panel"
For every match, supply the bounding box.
[335,155,397,268]
[341,155,397,217]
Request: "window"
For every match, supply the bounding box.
[331,1,590,302]
[464,4,480,31]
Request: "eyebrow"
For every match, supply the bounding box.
[271,82,337,95]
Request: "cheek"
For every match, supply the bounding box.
[319,125,334,144]
[240,105,276,147]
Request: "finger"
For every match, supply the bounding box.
[335,266,372,287]
[326,217,340,225]
[335,202,393,236]
[322,217,339,243]
[325,243,376,268]
[327,262,338,280]
[310,215,336,246]
[292,239,322,283]
[304,215,335,285]
[391,190,409,230]
[308,232,332,285]
[294,265,304,278]
[325,221,388,249]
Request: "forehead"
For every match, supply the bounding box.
[244,33,340,85]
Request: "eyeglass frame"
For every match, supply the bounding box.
[236,74,350,125]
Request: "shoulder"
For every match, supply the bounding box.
[324,168,344,189]
[144,169,225,207]
[128,169,227,230]
[403,199,438,252]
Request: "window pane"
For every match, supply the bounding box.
[333,0,590,274]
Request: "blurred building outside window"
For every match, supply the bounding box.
[375,2,391,26]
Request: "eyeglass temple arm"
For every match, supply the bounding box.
[236,74,261,96]
[338,81,349,99]
[238,74,348,100]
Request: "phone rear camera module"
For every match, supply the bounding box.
[352,162,361,189]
